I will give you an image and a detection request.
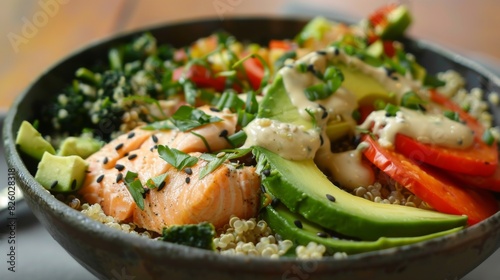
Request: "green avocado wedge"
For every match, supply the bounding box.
[255,146,467,240]
[262,203,464,255]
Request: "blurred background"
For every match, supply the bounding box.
[1,0,500,279]
[1,0,500,112]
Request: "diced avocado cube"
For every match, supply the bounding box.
[15,121,55,161]
[366,40,384,58]
[35,152,88,193]
[58,136,103,159]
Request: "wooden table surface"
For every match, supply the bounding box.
[1,0,500,112]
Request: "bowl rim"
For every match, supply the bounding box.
[3,15,500,272]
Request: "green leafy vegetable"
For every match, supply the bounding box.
[384,104,400,117]
[170,105,222,131]
[123,171,145,210]
[483,129,495,146]
[199,148,252,179]
[160,222,216,250]
[443,110,461,123]
[158,145,199,170]
[400,91,426,110]
[423,74,446,88]
[146,173,168,189]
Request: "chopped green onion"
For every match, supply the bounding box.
[75,67,98,86]
[443,110,461,122]
[304,83,331,101]
[108,48,122,71]
[295,62,308,73]
[227,130,247,148]
[216,90,245,113]
[423,74,446,88]
[400,91,426,111]
[482,129,495,146]
[384,104,399,117]
[352,109,361,122]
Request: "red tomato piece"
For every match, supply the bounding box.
[362,135,499,225]
[242,57,264,91]
[368,3,398,28]
[269,40,294,51]
[173,65,227,92]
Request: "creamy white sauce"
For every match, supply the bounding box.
[243,118,321,161]
[359,107,474,149]
[247,46,473,189]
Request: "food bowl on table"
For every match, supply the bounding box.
[3,16,500,280]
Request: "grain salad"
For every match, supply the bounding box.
[19,3,500,260]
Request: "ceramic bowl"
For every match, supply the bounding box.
[3,18,500,280]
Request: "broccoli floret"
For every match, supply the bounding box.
[160,222,216,250]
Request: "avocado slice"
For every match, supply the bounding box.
[255,146,466,240]
[15,121,55,161]
[262,203,463,255]
[254,74,467,241]
[295,16,333,47]
[58,136,103,159]
[35,152,88,193]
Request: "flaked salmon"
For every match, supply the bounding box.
[79,106,261,233]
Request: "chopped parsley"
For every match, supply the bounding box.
[146,173,168,189]
[170,105,222,131]
[199,148,252,179]
[158,145,199,170]
[124,171,145,210]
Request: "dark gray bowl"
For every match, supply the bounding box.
[4,17,500,280]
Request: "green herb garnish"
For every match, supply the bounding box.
[401,91,426,111]
[158,145,199,170]
[384,104,400,117]
[199,148,252,179]
[146,173,168,189]
[170,105,222,131]
[124,171,145,210]
[443,110,461,122]
[482,129,495,146]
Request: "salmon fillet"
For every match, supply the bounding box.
[78,106,261,233]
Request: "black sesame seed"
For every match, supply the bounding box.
[127,132,135,139]
[317,232,329,238]
[71,179,77,190]
[384,67,395,77]
[418,104,427,112]
[103,157,109,164]
[115,164,125,171]
[157,181,166,191]
[322,110,328,119]
[260,184,267,193]
[116,173,123,183]
[326,194,336,202]
[154,145,158,150]
[142,188,150,199]
[50,180,58,189]
[334,48,340,56]
[152,134,158,143]
[115,143,124,151]
[320,134,324,146]
[96,174,104,183]
[271,198,280,207]
[209,107,220,112]
[307,64,316,75]
[128,154,137,160]
[185,177,191,184]
[316,50,327,56]
[219,129,229,138]
[294,219,303,229]
[185,168,193,175]
[124,152,129,157]
[262,169,271,176]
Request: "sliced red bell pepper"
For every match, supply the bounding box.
[362,135,499,225]
[393,90,498,176]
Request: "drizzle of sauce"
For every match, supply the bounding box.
[359,107,474,149]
